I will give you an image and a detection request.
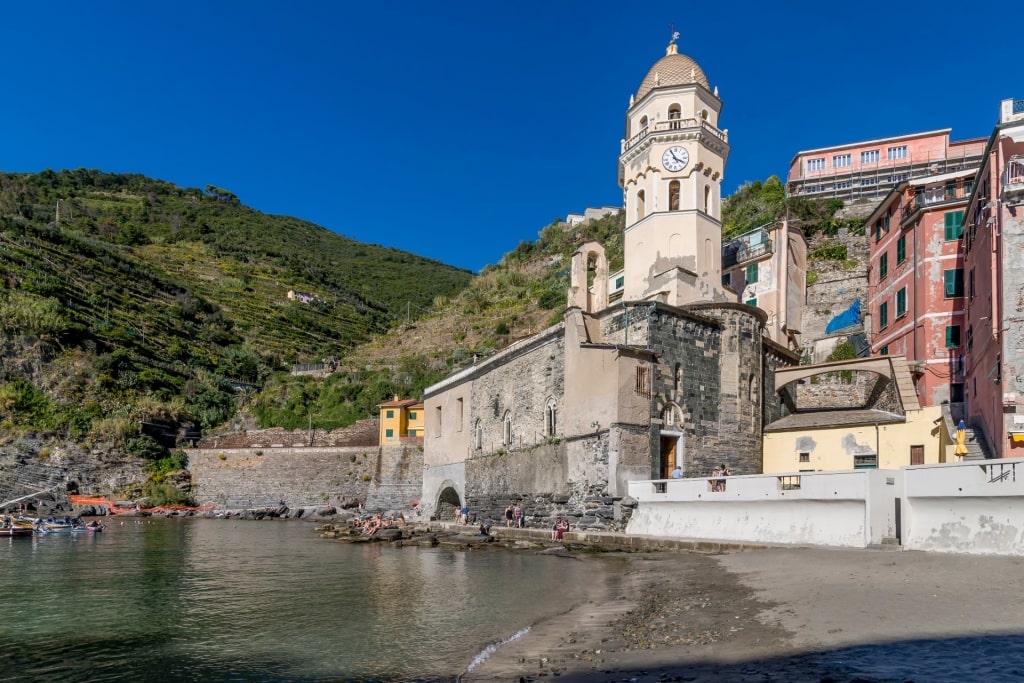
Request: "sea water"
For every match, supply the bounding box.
[0,518,606,682]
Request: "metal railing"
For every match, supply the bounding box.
[985,461,1016,483]
[622,118,728,152]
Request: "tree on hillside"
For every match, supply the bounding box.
[722,176,785,239]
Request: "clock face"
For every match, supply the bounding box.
[661,146,689,172]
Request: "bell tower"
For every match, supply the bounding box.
[618,35,731,306]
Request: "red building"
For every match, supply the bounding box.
[788,130,985,202]
[962,98,1024,457]
[865,167,977,406]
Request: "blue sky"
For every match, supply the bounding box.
[2,1,1018,273]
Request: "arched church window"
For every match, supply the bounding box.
[637,190,646,221]
[674,363,682,392]
[639,115,648,133]
[704,185,711,214]
[668,180,680,211]
[503,411,513,447]
[663,406,676,427]
[545,399,557,437]
[668,104,681,129]
[700,109,708,120]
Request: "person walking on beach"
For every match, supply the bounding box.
[513,502,524,528]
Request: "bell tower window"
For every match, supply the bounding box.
[637,189,646,221]
[668,104,681,129]
[668,180,680,211]
[704,186,711,214]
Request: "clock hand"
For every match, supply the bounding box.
[672,151,684,163]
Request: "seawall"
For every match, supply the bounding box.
[186,444,422,512]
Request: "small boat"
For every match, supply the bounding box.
[39,517,75,532]
[0,523,33,538]
[71,522,104,533]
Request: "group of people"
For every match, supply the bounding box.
[353,512,405,536]
[503,502,524,528]
[710,463,732,491]
[550,517,569,541]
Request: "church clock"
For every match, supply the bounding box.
[661,146,689,172]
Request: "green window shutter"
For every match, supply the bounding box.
[879,302,888,329]
[386,410,394,418]
[408,411,416,420]
[896,236,906,263]
[896,288,906,317]
[946,325,961,348]
[875,221,882,241]
[746,263,758,283]
[745,298,757,307]
[944,211,964,241]
[944,269,963,297]
[879,346,889,355]
[880,253,888,280]
[385,428,394,437]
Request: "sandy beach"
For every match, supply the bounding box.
[462,547,1024,682]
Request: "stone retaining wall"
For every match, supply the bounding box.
[187,444,422,512]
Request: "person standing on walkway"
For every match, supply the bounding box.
[513,502,524,528]
[504,503,514,528]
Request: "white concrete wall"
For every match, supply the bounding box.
[626,470,900,548]
[902,458,1024,555]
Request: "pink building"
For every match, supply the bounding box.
[866,167,977,406]
[962,98,1024,458]
[788,130,986,201]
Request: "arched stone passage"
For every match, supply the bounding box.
[436,486,461,521]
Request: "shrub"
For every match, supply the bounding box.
[806,270,818,286]
[142,481,193,506]
[360,474,371,482]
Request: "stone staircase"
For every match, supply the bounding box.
[961,425,994,461]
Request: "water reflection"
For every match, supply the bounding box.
[0,519,606,682]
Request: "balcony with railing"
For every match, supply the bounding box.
[722,226,773,269]
[900,182,972,224]
[1005,157,1024,200]
[622,118,728,153]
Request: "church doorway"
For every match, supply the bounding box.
[659,432,683,478]
[436,487,461,521]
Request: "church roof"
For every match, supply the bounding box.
[635,43,710,100]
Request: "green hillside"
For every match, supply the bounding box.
[0,169,472,446]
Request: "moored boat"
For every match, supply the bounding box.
[0,522,33,538]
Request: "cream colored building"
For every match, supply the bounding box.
[722,220,807,350]
[763,355,948,473]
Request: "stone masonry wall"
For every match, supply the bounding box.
[464,435,627,532]
[803,231,870,358]
[469,337,565,456]
[187,445,421,512]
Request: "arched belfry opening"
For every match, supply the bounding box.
[436,486,461,521]
[567,240,609,313]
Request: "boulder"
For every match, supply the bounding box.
[375,528,403,542]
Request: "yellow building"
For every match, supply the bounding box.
[378,397,424,445]
[763,356,949,472]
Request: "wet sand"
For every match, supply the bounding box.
[462,547,1024,682]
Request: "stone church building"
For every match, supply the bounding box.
[420,40,799,529]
